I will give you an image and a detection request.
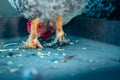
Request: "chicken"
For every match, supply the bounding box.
[8,0,89,49]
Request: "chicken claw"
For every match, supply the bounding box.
[23,18,43,49]
[56,16,68,44]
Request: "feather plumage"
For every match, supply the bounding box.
[8,0,89,25]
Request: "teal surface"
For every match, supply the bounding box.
[0,36,120,80]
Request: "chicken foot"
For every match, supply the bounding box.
[23,18,43,49]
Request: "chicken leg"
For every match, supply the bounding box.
[45,16,68,46]
[23,18,43,49]
[56,16,67,44]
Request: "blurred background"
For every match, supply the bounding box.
[0,0,120,80]
[0,0,19,17]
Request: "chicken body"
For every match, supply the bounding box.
[8,0,89,49]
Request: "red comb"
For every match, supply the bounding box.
[27,20,54,39]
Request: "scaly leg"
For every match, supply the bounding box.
[23,18,43,49]
[56,16,67,44]
[42,17,68,47]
